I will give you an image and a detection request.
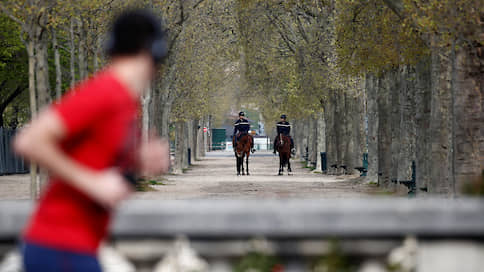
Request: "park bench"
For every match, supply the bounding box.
[391,161,416,196]
[339,165,347,175]
[354,153,369,177]
[355,166,368,176]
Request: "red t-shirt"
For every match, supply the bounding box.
[23,70,140,254]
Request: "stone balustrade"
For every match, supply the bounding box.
[1,198,484,271]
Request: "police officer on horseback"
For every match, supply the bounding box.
[273,114,295,155]
[233,111,255,153]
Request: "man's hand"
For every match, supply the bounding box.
[86,170,132,209]
[139,137,170,176]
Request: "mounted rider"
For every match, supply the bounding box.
[233,111,255,153]
[273,114,295,155]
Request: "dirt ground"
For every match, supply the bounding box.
[133,151,384,199]
[0,151,386,200]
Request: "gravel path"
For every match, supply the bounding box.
[0,151,382,200]
[0,174,30,200]
[133,151,380,199]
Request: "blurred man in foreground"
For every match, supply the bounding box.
[14,10,169,272]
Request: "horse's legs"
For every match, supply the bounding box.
[287,157,292,175]
[241,153,245,175]
[236,155,241,176]
[278,156,283,175]
[246,154,250,175]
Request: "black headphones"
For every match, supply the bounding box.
[150,37,168,63]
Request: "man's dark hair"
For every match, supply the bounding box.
[106,9,167,63]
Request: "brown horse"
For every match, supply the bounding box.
[276,134,292,175]
[234,133,252,176]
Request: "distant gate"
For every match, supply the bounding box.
[0,128,29,175]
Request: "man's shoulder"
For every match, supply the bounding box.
[71,71,123,101]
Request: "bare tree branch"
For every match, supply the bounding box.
[382,0,404,19]
[193,0,206,9]
[265,13,296,54]
[0,2,25,27]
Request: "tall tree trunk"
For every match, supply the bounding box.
[93,35,100,72]
[35,24,51,109]
[192,119,199,161]
[334,90,344,170]
[26,38,38,199]
[187,120,194,164]
[202,116,209,155]
[343,91,355,174]
[429,41,453,195]
[325,92,337,174]
[398,66,416,181]
[307,117,317,168]
[78,19,87,80]
[35,17,50,191]
[142,85,151,143]
[366,74,379,182]
[294,119,304,159]
[160,102,172,138]
[453,43,484,193]
[183,121,190,169]
[69,18,76,88]
[173,121,185,174]
[352,88,366,175]
[316,112,326,172]
[52,28,62,101]
[390,69,401,186]
[415,56,432,194]
[377,70,394,188]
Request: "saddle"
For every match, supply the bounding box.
[236,132,249,141]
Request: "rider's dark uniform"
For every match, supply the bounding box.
[233,117,254,150]
[274,120,294,153]
[233,118,250,138]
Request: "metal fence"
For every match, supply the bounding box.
[0,128,28,175]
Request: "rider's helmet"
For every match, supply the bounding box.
[280,114,287,119]
[239,111,245,117]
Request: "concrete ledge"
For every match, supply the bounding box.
[1,199,484,240]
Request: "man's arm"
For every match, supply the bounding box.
[138,135,170,176]
[14,109,130,208]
